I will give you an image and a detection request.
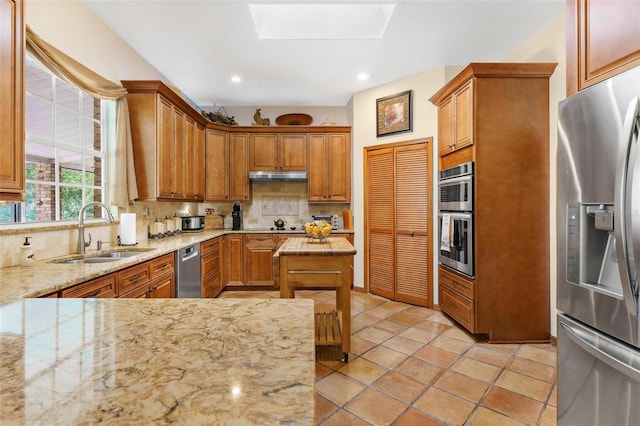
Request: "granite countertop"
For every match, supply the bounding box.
[0,229,354,304]
[0,297,315,424]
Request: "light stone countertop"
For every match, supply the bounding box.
[0,297,315,425]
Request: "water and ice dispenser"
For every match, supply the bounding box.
[566,203,622,293]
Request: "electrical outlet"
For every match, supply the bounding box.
[205,208,215,215]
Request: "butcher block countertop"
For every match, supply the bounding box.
[0,297,315,425]
[275,237,357,257]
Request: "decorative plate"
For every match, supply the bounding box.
[275,113,313,126]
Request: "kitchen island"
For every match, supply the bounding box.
[276,237,356,362]
[0,297,315,424]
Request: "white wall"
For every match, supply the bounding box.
[502,14,567,337]
[349,67,450,291]
[26,0,167,83]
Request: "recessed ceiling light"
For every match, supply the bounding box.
[357,73,369,81]
[249,4,396,40]
[231,75,242,83]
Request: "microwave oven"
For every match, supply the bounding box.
[438,162,474,212]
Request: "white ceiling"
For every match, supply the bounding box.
[82,0,564,107]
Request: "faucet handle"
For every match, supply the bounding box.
[97,240,110,251]
[85,232,92,248]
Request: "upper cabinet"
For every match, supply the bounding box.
[567,0,640,96]
[205,130,249,202]
[249,133,307,171]
[0,0,24,202]
[122,80,209,201]
[308,133,351,203]
[435,80,473,156]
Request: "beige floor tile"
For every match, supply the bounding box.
[413,345,460,368]
[349,335,378,356]
[393,408,448,425]
[465,344,513,368]
[476,341,521,356]
[320,409,370,426]
[387,312,425,327]
[516,345,557,367]
[422,312,455,325]
[355,325,395,344]
[316,372,366,405]
[316,362,334,380]
[506,356,557,383]
[338,357,388,385]
[351,312,382,332]
[442,325,477,343]
[539,404,557,426]
[430,335,473,354]
[548,383,557,406]
[361,345,408,369]
[434,370,490,403]
[316,394,339,423]
[395,357,445,385]
[346,388,408,425]
[412,320,452,335]
[399,326,438,344]
[413,387,475,425]
[372,371,427,404]
[466,407,527,426]
[375,318,411,334]
[481,387,544,425]
[382,336,425,356]
[451,357,501,383]
[496,370,552,402]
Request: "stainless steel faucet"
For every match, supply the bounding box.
[77,202,115,254]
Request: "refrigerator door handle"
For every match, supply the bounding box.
[614,96,640,315]
[560,321,640,382]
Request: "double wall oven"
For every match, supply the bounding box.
[438,162,474,277]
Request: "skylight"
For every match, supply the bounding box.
[249,3,396,40]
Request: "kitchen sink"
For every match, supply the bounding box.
[49,248,156,265]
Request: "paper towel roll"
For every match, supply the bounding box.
[119,213,137,245]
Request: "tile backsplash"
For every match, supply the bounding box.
[0,182,349,268]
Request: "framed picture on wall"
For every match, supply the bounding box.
[376,90,412,137]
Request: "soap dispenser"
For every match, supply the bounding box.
[19,237,35,267]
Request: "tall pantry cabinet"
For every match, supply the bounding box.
[429,63,556,343]
[0,0,24,202]
[365,139,432,307]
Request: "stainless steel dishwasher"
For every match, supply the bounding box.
[175,243,201,298]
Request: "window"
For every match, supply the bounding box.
[0,54,113,224]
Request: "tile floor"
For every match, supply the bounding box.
[219,289,557,426]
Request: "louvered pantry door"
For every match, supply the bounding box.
[365,148,395,299]
[395,144,429,306]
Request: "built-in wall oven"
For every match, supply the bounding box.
[438,162,474,277]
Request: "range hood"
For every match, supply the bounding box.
[249,171,308,182]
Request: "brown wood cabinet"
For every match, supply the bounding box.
[429,63,556,343]
[365,139,432,307]
[567,0,640,96]
[308,133,351,203]
[201,237,222,298]
[117,262,151,298]
[249,133,307,171]
[245,235,277,286]
[0,0,24,202]
[61,274,117,298]
[205,130,249,201]
[149,253,175,298]
[225,234,244,286]
[122,80,209,201]
[436,80,473,156]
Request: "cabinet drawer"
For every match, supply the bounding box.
[286,255,343,271]
[201,237,221,256]
[440,285,475,332]
[202,252,221,278]
[61,274,117,298]
[245,235,276,248]
[117,263,151,296]
[439,267,474,299]
[202,274,221,298]
[150,253,174,278]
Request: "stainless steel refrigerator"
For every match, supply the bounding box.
[557,65,640,425]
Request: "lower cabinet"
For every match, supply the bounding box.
[117,263,151,298]
[438,266,475,332]
[245,235,276,286]
[226,234,244,286]
[149,253,175,298]
[201,237,222,298]
[60,274,117,298]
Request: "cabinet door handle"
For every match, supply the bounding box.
[82,289,101,298]
[451,280,459,286]
[127,272,146,283]
[450,302,458,309]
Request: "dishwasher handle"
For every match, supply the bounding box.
[180,247,200,262]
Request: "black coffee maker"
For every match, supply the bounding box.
[232,201,243,230]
